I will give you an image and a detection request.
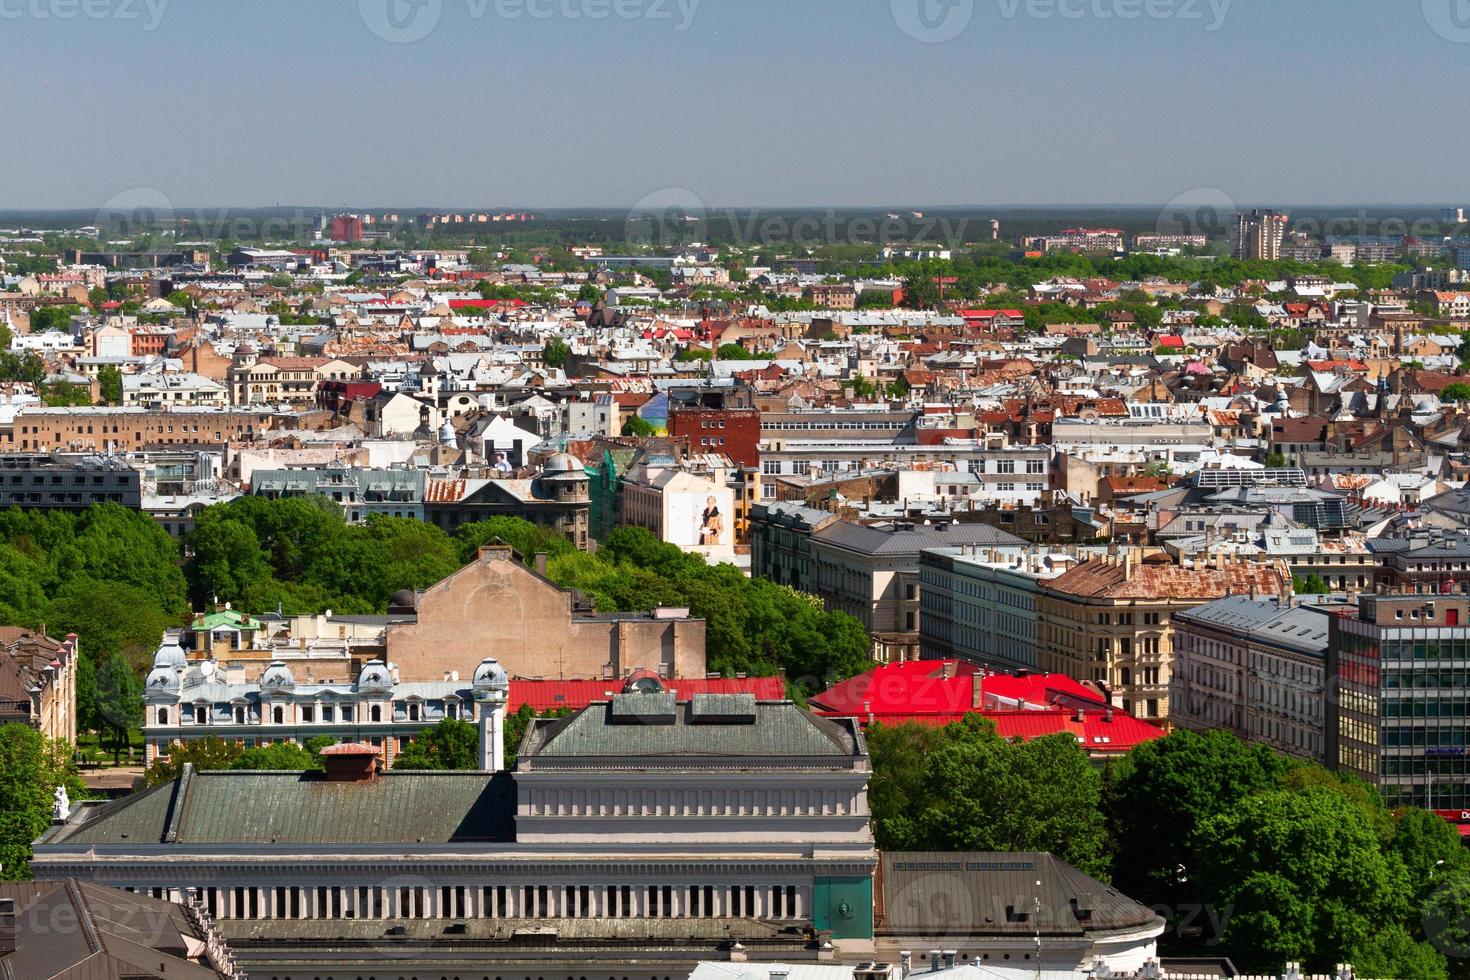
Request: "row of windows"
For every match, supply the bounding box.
[169,882,804,921]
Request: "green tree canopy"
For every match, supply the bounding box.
[1194,788,1417,974]
[391,718,481,770]
[869,716,1108,878]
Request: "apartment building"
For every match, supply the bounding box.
[808,520,1024,662]
[1171,595,1331,762]
[1037,553,1292,721]
[918,547,1072,671]
[1231,209,1289,261]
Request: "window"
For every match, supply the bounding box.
[233,705,246,724]
[301,705,314,723]
[194,706,206,725]
[370,704,382,723]
[272,705,284,725]
[157,707,169,725]
[997,460,1016,474]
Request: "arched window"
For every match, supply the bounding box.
[157,707,169,725]
[272,705,284,725]
[408,703,421,722]
[194,706,206,725]
[234,705,246,724]
[370,704,382,723]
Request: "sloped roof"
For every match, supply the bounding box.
[0,879,216,980]
[520,697,863,766]
[52,768,514,846]
[1045,557,1289,601]
[879,851,1163,938]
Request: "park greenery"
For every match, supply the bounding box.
[0,723,85,880]
[187,500,872,687]
[867,723,1470,978]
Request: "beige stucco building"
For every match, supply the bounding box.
[385,545,706,681]
[1037,552,1292,721]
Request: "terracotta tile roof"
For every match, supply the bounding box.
[1046,557,1290,601]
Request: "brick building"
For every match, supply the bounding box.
[1,407,290,452]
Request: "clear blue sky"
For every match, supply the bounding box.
[2,0,1465,209]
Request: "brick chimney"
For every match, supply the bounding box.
[319,742,380,782]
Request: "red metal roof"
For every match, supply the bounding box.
[508,676,784,713]
[808,659,1105,718]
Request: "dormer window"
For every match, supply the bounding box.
[408,703,421,722]
[370,704,382,723]
[234,705,246,724]
[157,707,169,725]
[272,706,284,725]
[194,706,206,725]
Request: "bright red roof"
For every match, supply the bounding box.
[808,659,1105,718]
[508,676,783,713]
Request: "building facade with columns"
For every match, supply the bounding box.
[34,685,877,977]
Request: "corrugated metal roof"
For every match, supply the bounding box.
[878,851,1162,938]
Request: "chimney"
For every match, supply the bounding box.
[0,899,15,955]
[942,951,957,970]
[928,949,942,972]
[900,951,913,977]
[534,552,549,577]
[319,742,380,782]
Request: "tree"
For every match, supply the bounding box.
[716,342,752,360]
[97,365,122,405]
[94,653,142,764]
[543,337,570,370]
[1264,451,1287,468]
[1194,788,1414,974]
[621,415,656,437]
[870,716,1109,878]
[41,382,92,407]
[1293,573,1330,595]
[268,272,293,288]
[1424,872,1470,979]
[0,724,85,879]
[28,305,82,333]
[233,741,323,771]
[1104,728,1288,910]
[391,718,480,770]
[1441,382,1470,403]
[143,736,244,786]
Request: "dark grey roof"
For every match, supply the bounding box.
[1173,595,1330,656]
[48,768,514,846]
[0,879,218,980]
[520,698,864,767]
[813,520,1023,557]
[879,851,1162,939]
